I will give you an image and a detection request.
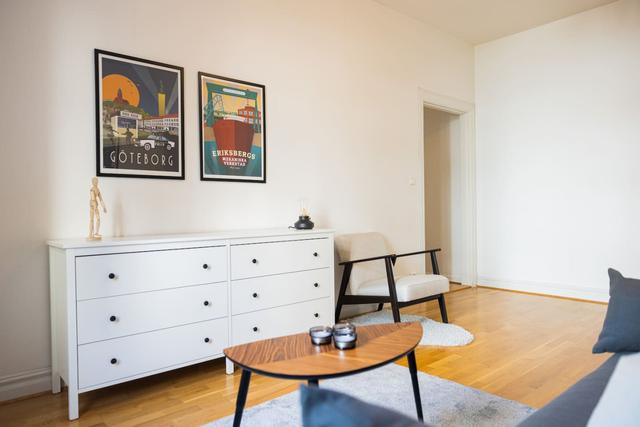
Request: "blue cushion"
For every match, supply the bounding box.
[593,269,640,353]
[299,385,427,427]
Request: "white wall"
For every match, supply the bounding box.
[475,0,640,301]
[423,108,463,281]
[0,0,474,399]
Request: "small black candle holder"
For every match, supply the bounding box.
[294,215,315,230]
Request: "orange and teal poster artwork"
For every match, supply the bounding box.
[199,73,266,183]
[95,50,184,179]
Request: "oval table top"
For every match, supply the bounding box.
[224,322,423,380]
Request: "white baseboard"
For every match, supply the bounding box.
[0,367,51,402]
[478,276,609,302]
[447,274,464,285]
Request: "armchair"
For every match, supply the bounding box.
[334,232,449,323]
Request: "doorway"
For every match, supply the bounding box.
[424,107,462,283]
[417,89,476,286]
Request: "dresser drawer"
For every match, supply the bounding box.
[231,297,332,345]
[231,269,331,315]
[77,282,228,344]
[78,318,228,389]
[231,238,330,280]
[76,246,227,300]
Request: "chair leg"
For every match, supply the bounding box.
[334,301,343,324]
[335,297,342,323]
[376,303,384,312]
[390,299,401,322]
[384,258,402,323]
[437,294,448,323]
[335,264,352,323]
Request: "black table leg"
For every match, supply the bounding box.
[233,369,252,427]
[308,378,319,387]
[407,351,423,421]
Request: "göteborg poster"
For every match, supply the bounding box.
[95,50,184,179]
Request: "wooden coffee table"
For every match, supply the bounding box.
[224,322,423,426]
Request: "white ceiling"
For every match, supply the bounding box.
[374,0,618,44]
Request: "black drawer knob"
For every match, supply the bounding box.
[204,337,210,343]
[252,258,258,264]
[252,292,258,298]
[110,358,117,365]
[314,283,319,288]
[253,326,258,332]
[203,300,210,306]
[202,263,209,270]
[108,273,116,279]
[314,313,319,318]
[313,252,318,257]
[109,315,117,322]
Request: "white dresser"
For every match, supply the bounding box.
[48,228,334,420]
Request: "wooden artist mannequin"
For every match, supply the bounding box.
[88,177,107,240]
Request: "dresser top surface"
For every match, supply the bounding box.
[47,228,334,249]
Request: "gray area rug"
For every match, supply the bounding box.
[204,363,534,427]
[347,309,475,347]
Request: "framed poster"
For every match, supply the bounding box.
[95,49,184,179]
[198,73,266,183]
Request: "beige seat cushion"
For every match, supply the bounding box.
[355,274,449,302]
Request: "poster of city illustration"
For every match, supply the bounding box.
[199,73,266,182]
[95,50,184,179]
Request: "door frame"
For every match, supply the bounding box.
[417,88,477,286]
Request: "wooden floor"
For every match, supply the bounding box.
[0,287,608,426]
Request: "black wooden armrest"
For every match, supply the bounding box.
[394,248,442,275]
[338,253,396,266]
[394,248,441,259]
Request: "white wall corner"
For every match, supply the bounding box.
[0,367,51,402]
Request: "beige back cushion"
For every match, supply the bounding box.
[334,232,392,295]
